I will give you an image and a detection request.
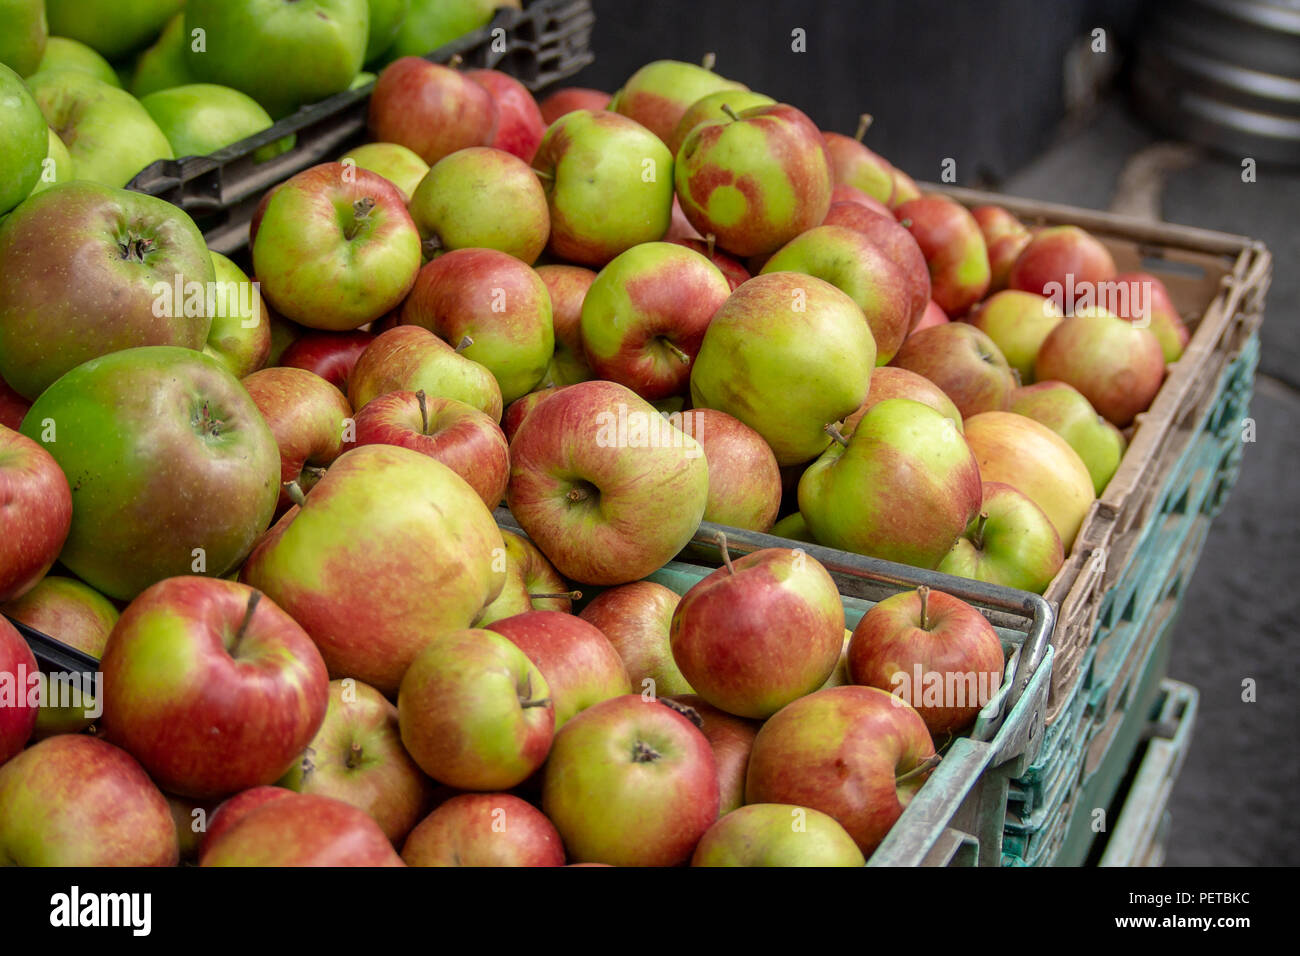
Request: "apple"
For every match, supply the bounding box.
[403,792,565,866]
[771,511,815,543]
[184,0,366,118]
[400,247,553,403]
[542,694,719,866]
[894,195,990,316]
[536,265,596,387]
[278,678,433,844]
[963,411,1097,552]
[669,694,759,816]
[0,616,37,763]
[889,322,1016,417]
[22,127,74,201]
[339,142,429,201]
[667,235,752,291]
[1035,307,1165,427]
[611,57,747,146]
[1111,271,1190,363]
[130,12,193,97]
[972,205,1031,292]
[532,109,674,266]
[368,56,498,164]
[407,146,549,264]
[829,184,892,217]
[348,325,504,421]
[668,88,776,155]
[0,181,214,399]
[199,785,298,856]
[278,329,374,392]
[912,299,950,334]
[538,86,611,125]
[761,224,915,365]
[579,582,691,698]
[506,380,710,585]
[46,0,181,62]
[2,575,117,739]
[502,386,564,443]
[386,0,517,60]
[29,36,119,87]
[0,734,178,865]
[579,241,731,400]
[202,251,271,379]
[0,0,45,76]
[676,102,832,257]
[1008,225,1118,301]
[692,803,866,866]
[200,791,405,866]
[22,347,279,600]
[27,71,172,187]
[1010,381,1127,496]
[799,399,983,569]
[745,685,936,855]
[967,289,1064,384]
[364,0,411,64]
[937,482,1065,594]
[842,366,963,435]
[473,528,573,625]
[467,68,546,162]
[691,272,875,466]
[675,408,782,532]
[140,84,279,159]
[253,163,421,331]
[823,115,896,204]
[0,425,72,602]
[397,627,555,789]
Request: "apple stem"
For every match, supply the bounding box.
[855,113,874,142]
[824,423,850,447]
[720,104,740,123]
[345,742,363,770]
[701,51,717,71]
[715,531,735,575]
[421,235,443,259]
[917,586,930,630]
[566,485,590,503]
[900,218,913,229]
[972,512,989,550]
[454,335,474,353]
[302,465,327,481]
[533,168,555,182]
[234,590,261,651]
[662,339,691,364]
[518,673,551,709]
[705,233,717,259]
[657,697,704,728]
[284,480,307,508]
[448,54,463,70]
[895,752,941,785]
[416,389,429,435]
[529,591,583,602]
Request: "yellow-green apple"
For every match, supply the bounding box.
[0,734,178,865]
[579,241,731,400]
[963,410,1096,551]
[669,88,776,154]
[397,627,555,789]
[536,265,596,387]
[669,694,758,816]
[278,329,374,392]
[502,386,564,443]
[692,803,866,866]
[541,694,719,866]
[140,83,281,160]
[1010,381,1127,496]
[488,610,632,729]
[473,529,572,625]
[668,235,752,291]
[0,0,45,76]
[130,12,193,97]
[894,195,990,316]
[0,425,71,602]
[889,322,1016,417]
[0,616,37,763]
[823,116,896,205]
[202,251,271,378]
[829,183,891,216]
[847,587,1004,736]
[400,247,553,403]
[240,444,506,694]
[30,36,119,86]
[912,299,949,334]
[350,390,508,507]
[611,58,747,146]
[1008,224,1117,299]
[407,146,549,263]
[506,380,710,585]
[691,272,876,466]
[532,109,674,266]
[27,71,172,187]
[539,86,611,125]
[890,167,921,207]
[21,347,279,600]
[676,102,832,257]
[278,678,433,844]
[184,0,366,118]
[200,791,404,866]
[842,366,962,435]
[676,408,781,532]
[799,399,982,568]
[386,0,519,60]
[1035,307,1165,427]
[47,0,181,61]
[972,204,1031,292]
[364,0,410,65]
[403,792,564,866]
[771,511,815,543]
[819,630,853,689]
[252,163,422,331]
[242,366,352,512]
[0,181,214,398]
[579,582,691,698]
[761,224,914,365]
[967,289,1063,384]
[670,543,844,719]
[467,68,546,162]
[745,685,935,855]
[348,325,504,420]
[937,482,1065,594]
[339,142,429,200]
[1112,271,1190,363]
[99,577,329,799]
[23,127,74,200]
[2,576,117,739]
[368,57,498,164]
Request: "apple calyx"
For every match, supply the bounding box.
[900,218,913,229]
[516,673,551,711]
[631,739,662,764]
[344,741,364,771]
[529,590,583,602]
[415,389,430,435]
[192,400,226,439]
[421,235,443,259]
[284,480,308,508]
[972,512,990,551]
[118,235,156,263]
[917,586,930,631]
[824,422,850,447]
[344,198,376,241]
[894,752,941,785]
[715,531,736,575]
[228,590,262,655]
[657,697,704,729]
[854,113,874,142]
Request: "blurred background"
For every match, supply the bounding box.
[567,0,1300,866]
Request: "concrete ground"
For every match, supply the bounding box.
[996,101,1300,865]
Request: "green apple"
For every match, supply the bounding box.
[26,127,74,197]
[388,0,518,61]
[1010,380,1127,496]
[185,0,368,118]
[140,83,286,160]
[202,252,271,379]
[669,88,775,155]
[691,272,875,466]
[770,511,815,543]
[692,803,866,867]
[27,71,172,187]
[0,0,46,77]
[968,289,1063,384]
[937,481,1065,594]
[798,398,983,569]
[130,13,194,98]
[30,37,120,86]
[0,62,46,213]
[365,0,411,64]
[46,0,183,61]
[611,58,748,147]
[348,325,504,421]
[339,142,429,200]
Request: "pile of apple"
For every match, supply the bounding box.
[0,43,1191,866]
